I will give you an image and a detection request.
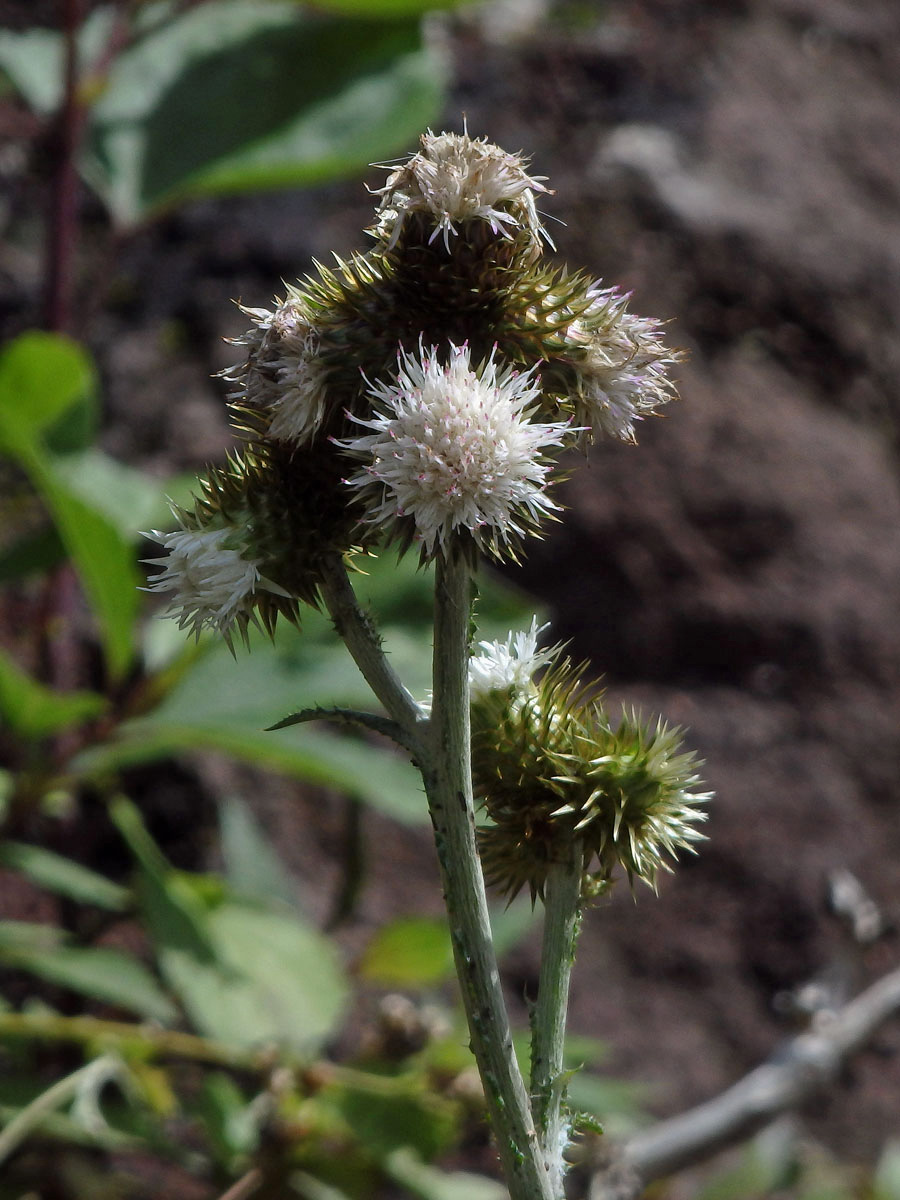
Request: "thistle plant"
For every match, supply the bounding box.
[148,130,709,1200]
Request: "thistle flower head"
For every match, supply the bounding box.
[372,130,550,254]
[339,341,569,560]
[223,294,331,446]
[562,285,682,444]
[472,659,710,901]
[468,617,556,700]
[144,522,269,643]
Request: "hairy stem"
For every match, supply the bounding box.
[319,554,427,756]
[425,548,554,1200]
[531,839,584,1197]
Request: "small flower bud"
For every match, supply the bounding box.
[372,129,551,258]
[223,293,331,446]
[144,523,273,644]
[561,285,683,444]
[472,652,710,901]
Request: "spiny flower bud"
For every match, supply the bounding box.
[145,522,283,644]
[339,341,570,561]
[468,617,556,700]
[559,285,683,444]
[372,129,550,257]
[146,440,365,644]
[222,294,332,446]
[471,641,710,901]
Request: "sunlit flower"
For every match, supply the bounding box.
[468,617,555,699]
[340,342,569,558]
[373,129,550,251]
[565,285,681,443]
[145,524,269,641]
[223,296,330,445]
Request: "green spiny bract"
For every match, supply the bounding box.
[472,664,710,902]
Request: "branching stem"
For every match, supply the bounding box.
[425,549,554,1200]
[319,554,427,758]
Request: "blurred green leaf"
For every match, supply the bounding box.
[0,942,178,1023]
[334,1084,457,1164]
[53,448,173,539]
[76,633,428,824]
[196,1072,261,1168]
[0,841,129,910]
[696,1124,796,1200]
[0,647,107,739]
[218,794,299,911]
[0,333,94,439]
[384,1148,507,1200]
[0,8,117,115]
[19,446,140,680]
[875,1142,900,1200]
[0,335,138,679]
[359,917,453,988]
[84,1,446,225]
[309,0,468,15]
[113,797,347,1054]
[0,919,65,951]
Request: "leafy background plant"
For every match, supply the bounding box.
[2,0,900,1197]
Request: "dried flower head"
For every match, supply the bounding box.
[372,129,550,253]
[472,659,710,901]
[563,285,682,443]
[223,294,331,445]
[340,341,569,559]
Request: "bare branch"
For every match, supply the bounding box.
[588,965,900,1200]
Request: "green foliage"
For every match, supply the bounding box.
[0,333,138,679]
[0,0,451,229]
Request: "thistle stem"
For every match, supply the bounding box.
[531,839,584,1198]
[426,548,554,1200]
[319,553,427,756]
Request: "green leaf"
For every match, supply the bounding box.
[0,841,129,911]
[0,942,178,1023]
[83,2,446,225]
[196,1072,261,1168]
[19,447,140,680]
[0,335,138,679]
[309,0,468,15]
[384,1148,508,1200]
[0,8,117,116]
[0,332,95,440]
[875,1142,900,1200]
[53,448,172,539]
[114,797,347,1054]
[218,794,299,911]
[0,919,65,951]
[358,917,453,988]
[0,647,106,739]
[76,633,428,824]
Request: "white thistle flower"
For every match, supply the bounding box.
[373,129,550,251]
[223,297,330,445]
[566,285,681,443]
[468,617,555,700]
[340,342,569,558]
[145,525,263,640]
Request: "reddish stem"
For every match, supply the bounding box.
[44,0,85,334]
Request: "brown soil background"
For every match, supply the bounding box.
[3,0,900,1193]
